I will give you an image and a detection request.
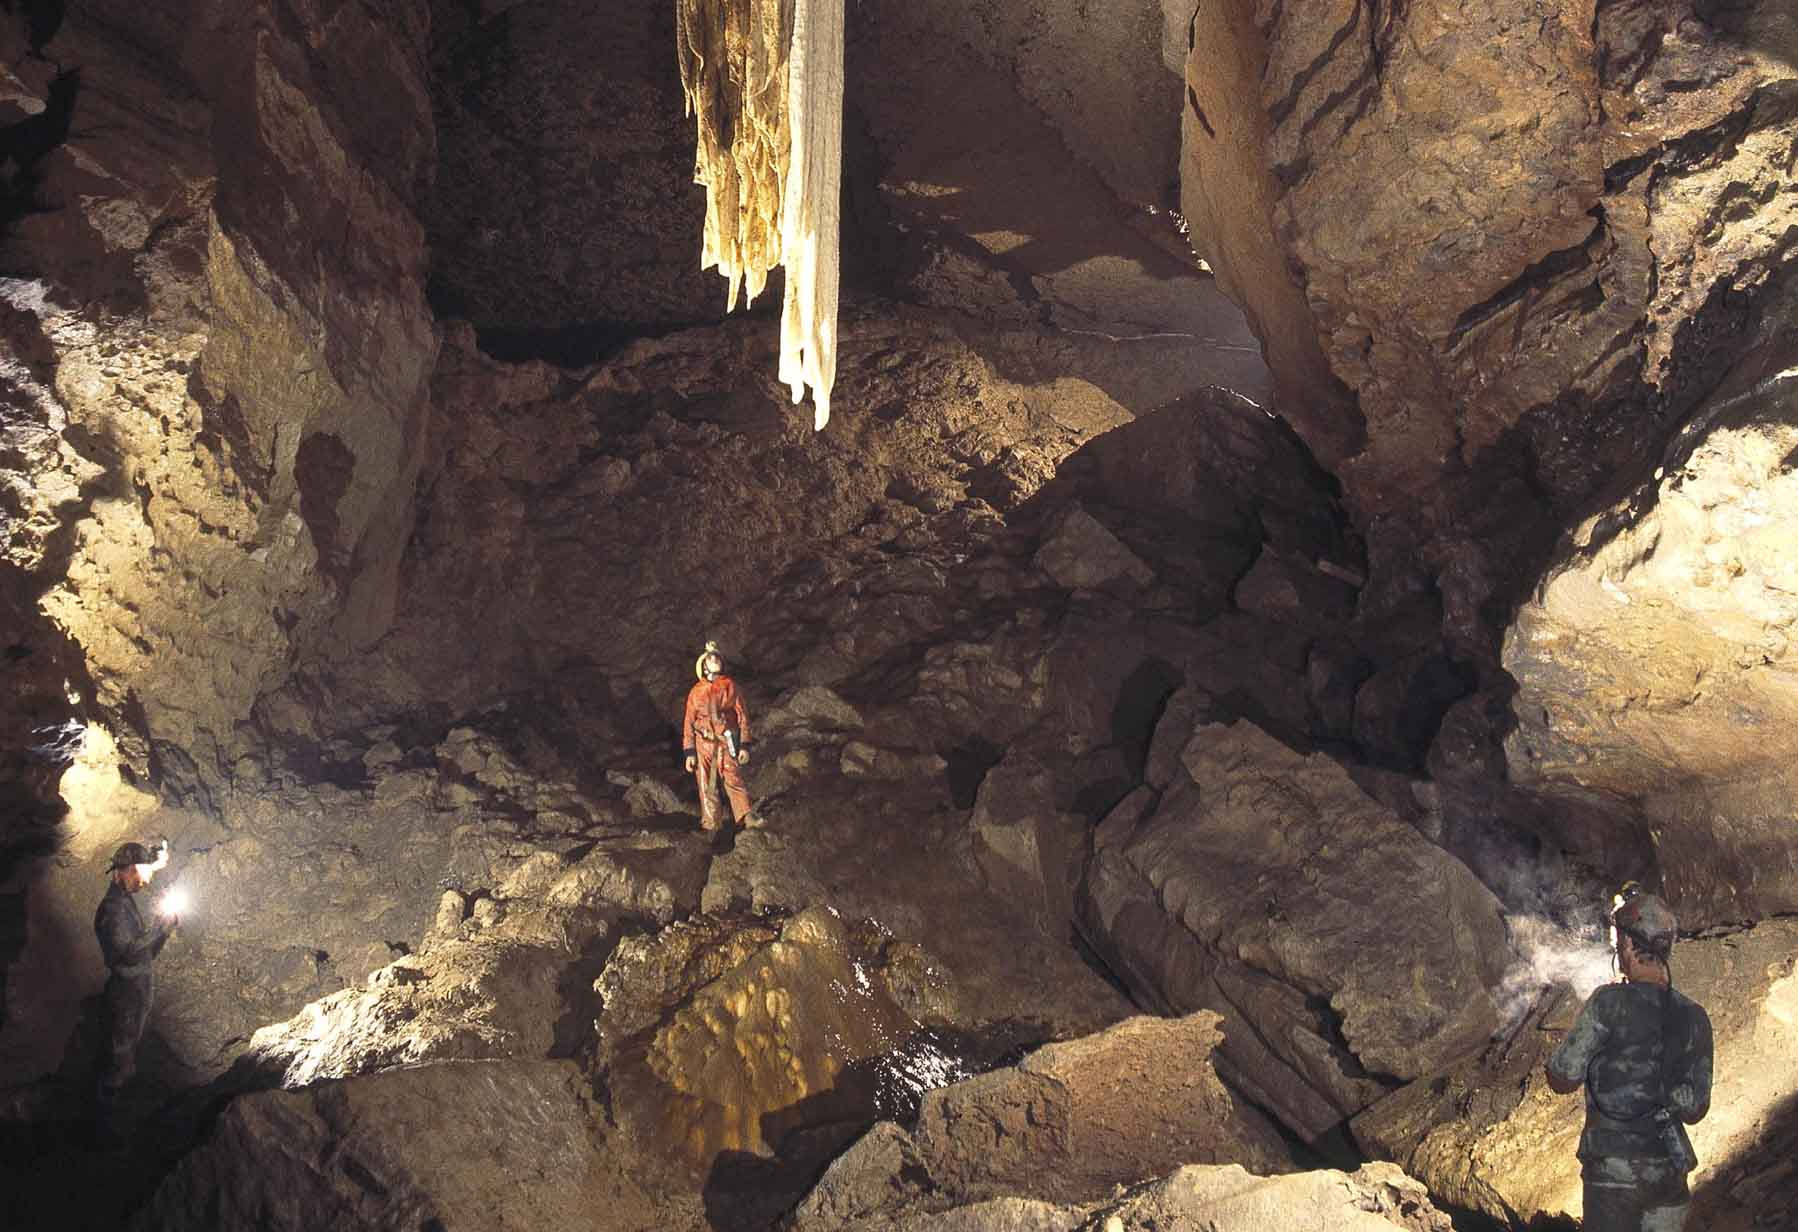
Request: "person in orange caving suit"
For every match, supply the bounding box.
[682,640,763,832]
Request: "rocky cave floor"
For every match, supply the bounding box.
[4,331,1796,1232]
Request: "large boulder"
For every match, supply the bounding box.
[790,1011,1292,1224]
[131,1059,668,1232]
[1504,369,1798,926]
[1079,718,1510,1142]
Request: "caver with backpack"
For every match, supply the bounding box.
[1547,887,1713,1232]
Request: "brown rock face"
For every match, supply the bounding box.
[790,1012,1292,1224]
[1183,0,1798,515]
[424,0,723,337]
[130,1060,662,1232]
[0,1,438,803]
[1502,361,1798,924]
[1080,718,1510,1143]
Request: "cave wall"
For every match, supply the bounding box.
[0,0,439,803]
[423,0,721,340]
[872,0,1185,208]
[1182,0,1798,514]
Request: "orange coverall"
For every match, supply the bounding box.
[683,675,754,829]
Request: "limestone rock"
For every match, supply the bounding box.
[1033,505,1155,591]
[1182,0,1798,521]
[0,1,439,803]
[1079,719,1509,1142]
[968,750,1086,935]
[241,841,696,1086]
[131,1060,664,1232]
[792,1160,1453,1232]
[841,741,950,782]
[793,1012,1290,1223]
[425,0,719,334]
[1504,373,1798,925]
[1084,1163,1452,1232]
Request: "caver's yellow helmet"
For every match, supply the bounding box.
[695,640,723,680]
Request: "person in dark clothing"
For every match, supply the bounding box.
[92,840,178,1143]
[1547,888,1712,1232]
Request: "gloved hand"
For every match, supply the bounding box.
[736,749,750,766]
[684,754,697,773]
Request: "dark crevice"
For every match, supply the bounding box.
[1445,210,1606,351]
[1267,4,1365,127]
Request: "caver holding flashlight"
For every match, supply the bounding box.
[1545,884,1713,1232]
[92,839,181,1144]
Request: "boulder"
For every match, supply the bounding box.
[790,1011,1291,1223]
[1079,719,1509,1142]
[1033,505,1155,591]
[1505,373,1798,925]
[131,1060,664,1232]
[968,750,1086,936]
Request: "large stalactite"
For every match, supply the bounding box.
[677,0,841,428]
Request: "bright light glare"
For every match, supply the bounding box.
[159,887,190,917]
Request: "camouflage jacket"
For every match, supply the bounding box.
[1548,980,1712,1165]
[94,881,172,979]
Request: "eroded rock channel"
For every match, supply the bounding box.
[2,3,1796,1231]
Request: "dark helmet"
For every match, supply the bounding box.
[1611,886,1678,952]
[107,841,154,871]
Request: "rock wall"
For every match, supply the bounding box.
[865,0,1183,208]
[423,0,721,338]
[1505,352,1798,925]
[1182,0,1798,513]
[0,0,439,805]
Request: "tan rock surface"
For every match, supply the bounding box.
[1505,372,1798,924]
[1080,719,1509,1142]
[1182,0,1798,514]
